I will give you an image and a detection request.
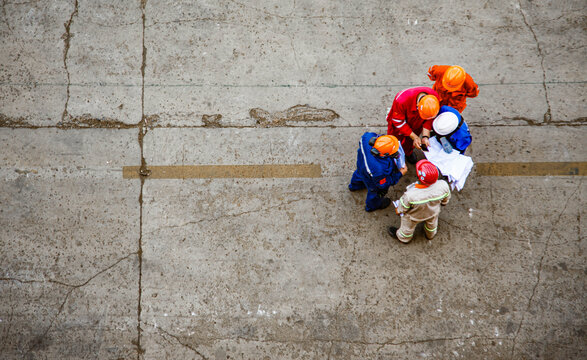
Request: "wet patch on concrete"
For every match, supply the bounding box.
[250,104,339,127]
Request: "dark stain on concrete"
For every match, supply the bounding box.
[250,104,339,127]
[202,114,223,127]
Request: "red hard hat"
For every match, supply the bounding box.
[416,160,439,185]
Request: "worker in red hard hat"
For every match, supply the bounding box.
[427,65,479,112]
[387,160,451,243]
[386,87,440,164]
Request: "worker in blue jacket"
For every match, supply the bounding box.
[348,133,408,212]
[432,105,472,153]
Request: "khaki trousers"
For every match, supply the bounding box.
[396,215,439,243]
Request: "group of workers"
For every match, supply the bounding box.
[349,65,479,243]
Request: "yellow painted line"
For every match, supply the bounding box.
[476,162,586,176]
[123,164,322,179]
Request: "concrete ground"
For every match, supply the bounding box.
[0,0,585,359]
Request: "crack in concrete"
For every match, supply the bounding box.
[1,252,136,288]
[48,252,138,289]
[230,334,511,347]
[20,252,136,355]
[85,18,142,28]
[61,0,79,124]
[135,2,148,358]
[509,180,582,358]
[376,335,512,350]
[145,197,313,235]
[140,324,512,355]
[0,277,45,284]
[146,17,229,27]
[58,114,137,129]
[228,0,286,19]
[152,325,209,360]
[517,0,551,123]
[1,115,585,129]
[504,116,587,126]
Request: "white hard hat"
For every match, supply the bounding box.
[433,112,459,135]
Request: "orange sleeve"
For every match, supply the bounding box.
[427,65,449,81]
[464,74,479,98]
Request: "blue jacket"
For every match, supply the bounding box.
[438,106,472,152]
[355,132,405,191]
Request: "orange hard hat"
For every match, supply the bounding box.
[442,65,466,91]
[416,160,439,185]
[417,95,440,120]
[372,135,400,157]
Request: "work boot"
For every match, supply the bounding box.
[387,226,399,239]
[380,198,391,210]
[406,152,417,164]
[388,226,411,243]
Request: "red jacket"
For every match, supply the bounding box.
[427,65,479,112]
[386,87,439,137]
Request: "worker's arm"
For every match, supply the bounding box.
[441,189,451,206]
[410,132,422,149]
[465,75,480,98]
[395,195,410,215]
[420,128,431,148]
[427,65,449,81]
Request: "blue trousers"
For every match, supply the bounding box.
[349,170,385,212]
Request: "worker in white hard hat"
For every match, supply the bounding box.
[432,106,472,153]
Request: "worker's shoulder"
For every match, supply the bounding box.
[395,86,437,102]
[434,179,451,193]
[465,73,478,87]
[361,131,378,140]
[429,65,450,74]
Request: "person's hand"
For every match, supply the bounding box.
[421,136,430,148]
[412,136,422,150]
[399,166,408,175]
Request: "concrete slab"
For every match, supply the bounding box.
[0,0,585,359]
[0,1,70,126]
[136,127,585,359]
[66,0,143,125]
[0,129,140,358]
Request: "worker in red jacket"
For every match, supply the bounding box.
[386,87,440,164]
[427,65,479,112]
